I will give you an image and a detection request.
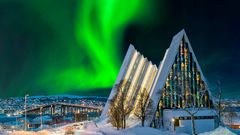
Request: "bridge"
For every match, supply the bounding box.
[19,102,102,116]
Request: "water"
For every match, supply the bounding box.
[0,114,19,123]
[229,128,240,134]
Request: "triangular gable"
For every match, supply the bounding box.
[146,29,213,126]
[101,44,158,120]
[100,45,136,120]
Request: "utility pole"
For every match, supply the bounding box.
[24,94,29,131]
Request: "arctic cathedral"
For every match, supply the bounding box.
[101,30,218,134]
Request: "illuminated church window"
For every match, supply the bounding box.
[159,38,211,109]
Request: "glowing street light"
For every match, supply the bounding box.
[171,118,175,122]
[172,118,176,132]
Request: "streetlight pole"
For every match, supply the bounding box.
[75,111,77,122]
[40,107,43,130]
[24,94,29,131]
[15,111,18,131]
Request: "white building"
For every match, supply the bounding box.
[162,109,217,134]
[101,45,158,120]
[101,29,218,134]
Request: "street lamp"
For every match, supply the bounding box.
[15,111,18,131]
[171,118,175,131]
[24,94,29,131]
[40,107,43,130]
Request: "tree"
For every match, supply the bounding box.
[108,94,122,130]
[177,85,207,135]
[214,81,224,126]
[134,88,154,127]
[108,80,132,129]
[117,80,132,129]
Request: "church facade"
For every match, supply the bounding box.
[101,29,218,134]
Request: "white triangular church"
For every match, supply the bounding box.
[101,29,218,134]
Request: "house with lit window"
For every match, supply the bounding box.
[101,29,218,134]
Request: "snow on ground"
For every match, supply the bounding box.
[48,121,188,135]
[0,125,5,135]
[199,126,236,135]
[5,121,238,135]
[117,126,188,135]
[10,130,50,135]
[5,121,187,135]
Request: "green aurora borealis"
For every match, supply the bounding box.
[73,0,150,89]
[0,0,159,97]
[1,0,240,98]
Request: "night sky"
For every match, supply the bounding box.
[0,0,239,99]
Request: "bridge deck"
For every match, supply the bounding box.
[20,102,101,114]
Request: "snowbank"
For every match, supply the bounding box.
[120,126,188,135]
[47,121,189,135]
[75,121,188,135]
[199,126,236,135]
[9,121,238,135]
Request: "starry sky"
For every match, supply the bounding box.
[0,0,239,98]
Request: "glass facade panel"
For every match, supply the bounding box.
[159,38,211,109]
